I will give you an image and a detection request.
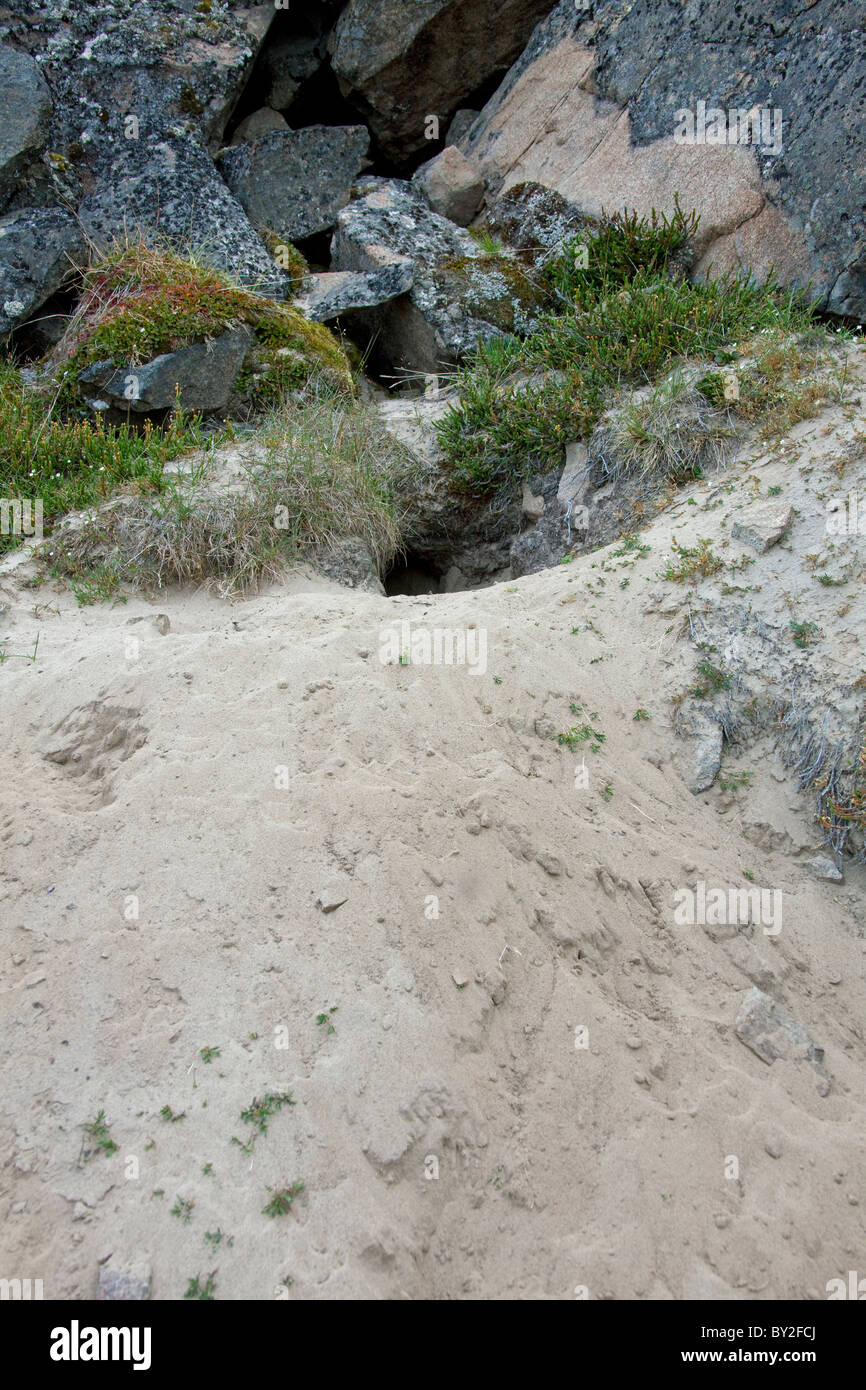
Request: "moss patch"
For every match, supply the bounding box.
[53,240,352,411]
[435,253,548,333]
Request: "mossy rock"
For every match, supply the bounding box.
[52,241,353,413]
[433,253,549,334]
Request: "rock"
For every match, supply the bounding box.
[330,0,558,161]
[462,0,866,315]
[732,503,794,554]
[510,525,557,579]
[0,206,86,338]
[79,134,288,300]
[412,147,484,227]
[77,327,254,415]
[522,483,545,523]
[293,263,414,322]
[332,177,543,374]
[261,31,330,110]
[809,855,844,883]
[447,109,480,147]
[318,537,385,595]
[734,987,830,1095]
[557,441,589,516]
[230,108,289,145]
[484,969,508,1005]
[682,710,723,795]
[219,126,370,243]
[451,970,470,989]
[0,46,53,209]
[488,181,592,270]
[96,1267,150,1301]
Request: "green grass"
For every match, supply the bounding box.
[184,1271,216,1300]
[239,1091,295,1135]
[436,203,817,494]
[0,360,208,556]
[662,537,723,583]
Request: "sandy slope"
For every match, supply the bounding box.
[1,369,865,1301]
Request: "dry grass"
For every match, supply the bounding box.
[590,371,738,487]
[46,394,408,599]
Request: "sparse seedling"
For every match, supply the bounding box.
[184,1271,216,1300]
[80,1110,118,1162]
[633,709,651,721]
[263,1182,305,1218]
[315,1007,338,1035]
[199,1046,220,1064]
[789,619,819,649]
[159,1105,185,1123]
[239,1091,295,1135]
[718,771,753,792]
[171,1196,194,1224]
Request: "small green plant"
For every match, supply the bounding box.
[199,1046,221,1064]
[184,1271,216,1300]
[239,1091,295,1135]
[316,1007,338,1035]
[743,869,755,882]
[80,1110,118,1161]
[663,537,723,583]
[202,1162,214,1176]
[718,770,753,792]
[690,661,732,697]
[558,723,606,753]
[171,1195,194,1224]
[789,619,819,649]
[159,1105,185,1123]
[263,1182,305,1218]
[602,783,614,802]
[204,1229,233,1247]
[633,708,651,721]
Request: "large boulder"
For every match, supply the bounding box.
[460,0,866,316]
[411,146,484,226]
[218,126,370,243]
[0,45,53,210]
[77,328,255,415]
[78,134,288,300]
[331,177,546,374]
[0,206,86,338]
[330,0,559,162]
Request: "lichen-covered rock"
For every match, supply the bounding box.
[0,205,85,338]
[218,126,370,243]
[79,132,288,299]
[0,45,53,210]
[488,182,593,270]
[461,0,866,316]
[293,263,414,322]
[330,0,558,162]
[332,177,545,374]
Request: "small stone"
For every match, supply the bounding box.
[764,1136,783,1159]
[96,1267,151,1301]
[809,855,844,882]
[452,970,469,989]
[625,1034,643,1050]
[731,503,794,553]
[153,614,170,635]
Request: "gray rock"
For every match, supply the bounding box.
[0,206,86,337]
[447,109,480,146]
[78,327,254,415]
[732,503,794,554]
[331,0,558,161]
[219,126,370,243]
[262,33,330,110]
[412,147,484,227]
[230,108,288,146]
[685,710,723,795]
[521,482,545,523]
[293,262,414,322]
[557,440,590,515]
[96,1267,150,1301]
[735,987,830,1095]
[465,0,866,316]
[809,855,844,883]
[488,181,593,270]
[331,177,538,374]
[79,134,288,300]
[318,536,385,595]
[0,46,53,210]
